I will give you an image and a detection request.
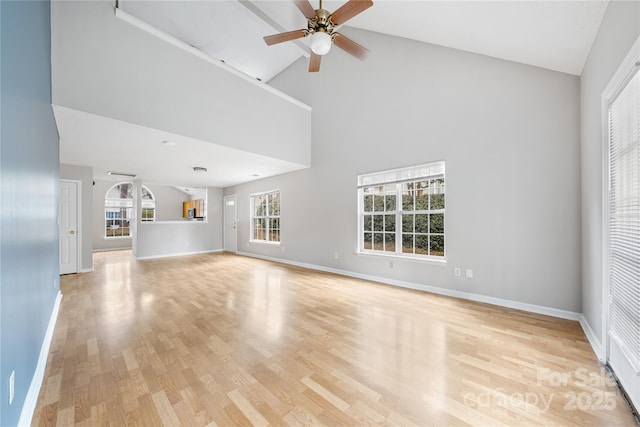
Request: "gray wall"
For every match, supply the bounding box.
[60,163,93,271]
[227,27,582,313]
[580,1,640,345]
[0,1,61,425]
[145,183,193,222]
[135,187,223,259]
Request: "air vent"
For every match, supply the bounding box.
[108,171,137,178]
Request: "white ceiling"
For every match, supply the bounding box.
[119,0,306,82]
[58,0,610,188]
[55,105,307,187]
[121,0,609,79]
[329,0,608,76]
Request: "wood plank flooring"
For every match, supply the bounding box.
[32,250,636,426]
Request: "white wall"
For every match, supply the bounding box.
[226,27,582,314]
[135,187,223,259]
[60,163,93,271]
[580,1,640,347]
[51,0,311,166]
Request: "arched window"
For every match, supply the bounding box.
[140,186,156,222]
[105,182,155,238]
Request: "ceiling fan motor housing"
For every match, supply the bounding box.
[309,8,335,36]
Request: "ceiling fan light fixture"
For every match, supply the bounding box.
[310,31,332,55]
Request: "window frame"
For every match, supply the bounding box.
[250,190,281,244]
[104,182,156,239]
[357,162,446,262]
[602,54,640,391]
[140,185,156,223]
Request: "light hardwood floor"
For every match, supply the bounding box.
[32,250,636,426]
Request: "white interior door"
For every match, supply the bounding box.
[60,180,79,274]
[224,195,237,253]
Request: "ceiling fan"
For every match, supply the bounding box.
[263,0,373,72]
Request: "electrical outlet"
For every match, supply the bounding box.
[454,267,461,277]
[9,370,15,405]
[334,252,339,260]
[281,246,285,252]
[466,269,473,278]
[389,261,394,269]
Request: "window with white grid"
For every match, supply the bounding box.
[250,190,280,243]
[104,183,155,238]
[358,162,445,260]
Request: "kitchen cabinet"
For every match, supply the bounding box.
[195,199,204,217]
[183,200,191,218]
[182,199,205,218]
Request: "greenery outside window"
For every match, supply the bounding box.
[358,162,445,259]
[105,183,155,238]
[250,190,280,243]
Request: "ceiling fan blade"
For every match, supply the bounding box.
[294,0,316,19]
[264,29,307,46]
[329,0,373,25]
[309,52,321,72]
[333,33,369,60]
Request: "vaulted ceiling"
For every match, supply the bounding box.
[57,0,610,187]
[120,0,609,81]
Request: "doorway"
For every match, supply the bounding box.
[59,179,81,274]
[224,195,237,253]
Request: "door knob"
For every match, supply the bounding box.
[69,230,75,234]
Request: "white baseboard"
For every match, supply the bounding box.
[92,247,132,253]
[135,248,223,260]
[237,251,581,322]
[579,314,605,362]
[80,267,94,273]
[18,291,63,427]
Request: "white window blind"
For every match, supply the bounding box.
[608,68,640,371]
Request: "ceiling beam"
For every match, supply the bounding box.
[238,0,311,58]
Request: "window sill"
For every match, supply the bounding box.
[249,240,281,246]
[355,251,447,265]
[140,220,207,224]
[104,236,132,240]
